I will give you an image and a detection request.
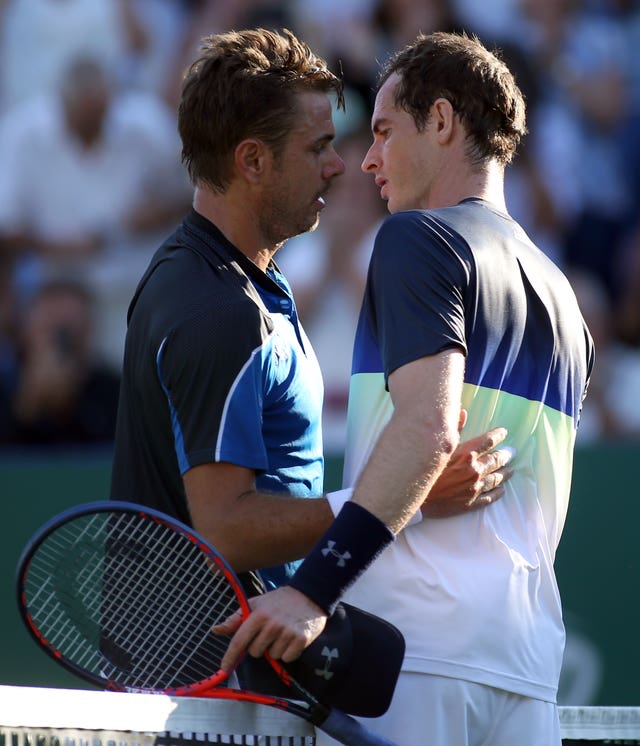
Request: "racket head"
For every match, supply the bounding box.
[16,501,251,695]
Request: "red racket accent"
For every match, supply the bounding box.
[15,501,397,746]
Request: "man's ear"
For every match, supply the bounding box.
[432,98,456,144]
[234,139,271,185]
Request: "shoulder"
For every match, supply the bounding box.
[169,293,268,354]
[371,209,472,272]
[374,210,427,240]
[373,208,469,249]
[145,248,267,324]
[130,229,271,349]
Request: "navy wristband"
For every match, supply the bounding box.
[288,501,395,615]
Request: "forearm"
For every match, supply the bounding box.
[288,395,459,615]
[351,407,458,533]
[188,488,335,573]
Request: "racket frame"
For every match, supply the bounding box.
[16,501,397,746]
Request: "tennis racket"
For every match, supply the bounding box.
[16,501,398,746]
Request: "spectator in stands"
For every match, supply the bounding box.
[569,268,640,441]
[0,278,120,447]
[0,53,190,370]
[0,0,148,113]
[163,0,296,109]
[450,0,522,44]
[0,0,637,452]
[513,0,639,294]
[119,0,193,102]
[373,0,462,55]
[0,257,18,392]
[567,269,621,442]
[615,225,640,349]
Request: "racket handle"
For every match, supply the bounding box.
[319,708,398,746]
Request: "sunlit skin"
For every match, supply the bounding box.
[193,92,345,271]
[362,74,438,212]
[361,72,507,213]
[258,93,345,249]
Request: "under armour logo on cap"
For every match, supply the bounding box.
[321,540,351,567]
[314,646,339,680]
[285,601,406,718]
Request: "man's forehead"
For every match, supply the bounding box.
[372,74,401,116]
[295,90,333,115]
[292,91,335,135]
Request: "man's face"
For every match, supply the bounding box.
[362,73,436,213]
[64,80,110,146]
[259,92,345,246]
[25,291,91,363]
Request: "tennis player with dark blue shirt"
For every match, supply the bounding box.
[111,207,326,589]
[110,29,346,589]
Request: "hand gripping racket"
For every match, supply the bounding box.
[16,501,398,746]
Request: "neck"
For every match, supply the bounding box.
[192,186,276,271]
[426,158,507,212]
[465,160,507,211]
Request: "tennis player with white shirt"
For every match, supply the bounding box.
[219,32,594,746]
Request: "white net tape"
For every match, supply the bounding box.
[2,686,640,744]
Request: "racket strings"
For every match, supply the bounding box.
[98,518,235,687]
[22,510,243,691]
[96,514,241,687]
[24,515,108,669]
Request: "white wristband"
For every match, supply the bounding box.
[326,488,423,526]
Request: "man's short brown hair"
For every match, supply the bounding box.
[379,32,527,165]
[178,28,344,192]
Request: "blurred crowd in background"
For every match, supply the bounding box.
[0,0,639,454]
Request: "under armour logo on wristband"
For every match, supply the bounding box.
[288,502,394,615]
[314,646,339,680]
[321,540,351,567]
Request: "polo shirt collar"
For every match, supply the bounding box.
[186,208,288,299]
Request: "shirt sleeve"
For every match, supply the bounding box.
[157,298,272,473]
[365,211,469,380]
